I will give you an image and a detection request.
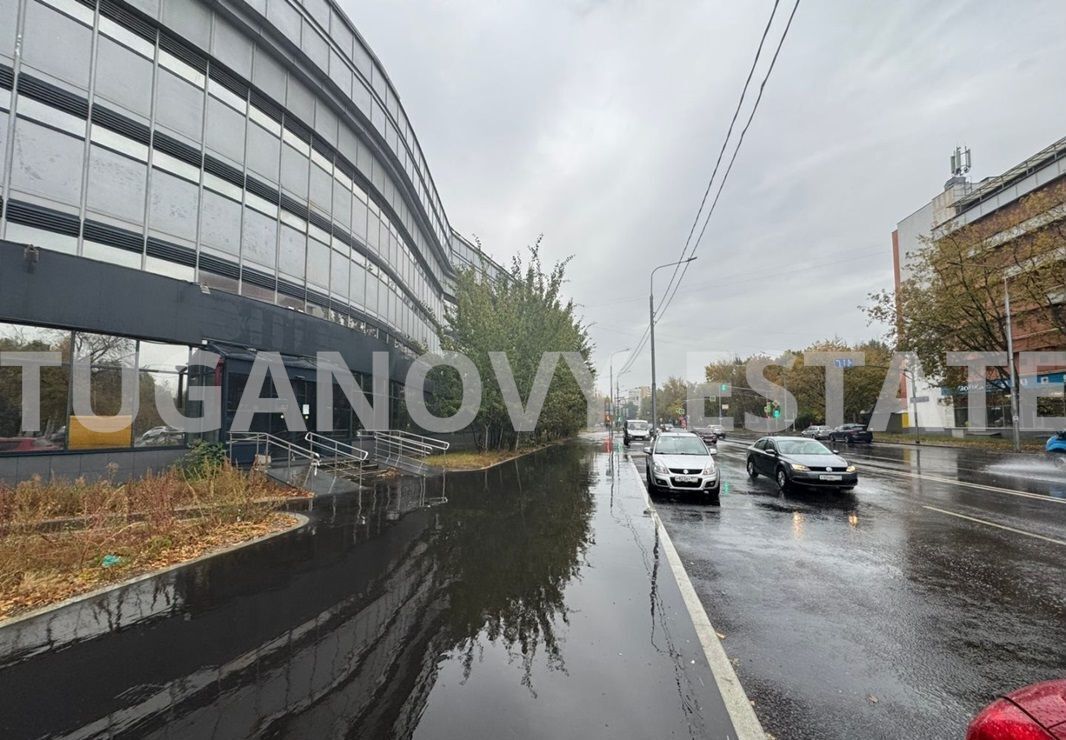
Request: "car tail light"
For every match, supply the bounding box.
[966,698,1055,740]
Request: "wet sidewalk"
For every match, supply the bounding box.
[0,440,744,739]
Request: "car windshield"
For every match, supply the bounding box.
[628,421,648,430]
[777,439,833,455]
[655,436,708,455]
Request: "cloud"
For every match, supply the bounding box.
[340,0,1066,389]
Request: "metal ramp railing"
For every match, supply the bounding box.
[227,431,320,488]
[359,430,450,475]
[304,432,369,480]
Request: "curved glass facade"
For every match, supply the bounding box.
[0,0,462,355]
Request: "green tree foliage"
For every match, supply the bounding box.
[703,339,893,427]
[431,240,595,451]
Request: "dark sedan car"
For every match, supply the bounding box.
[828,423,873,444]
[746,436,857,491]
[692,427,719,446]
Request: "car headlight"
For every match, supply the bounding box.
[790,463,809,471]
[846,465,856,472]
[702,464,716,475]
[653,461,670,474]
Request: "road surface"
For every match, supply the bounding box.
[628,434,1066,739]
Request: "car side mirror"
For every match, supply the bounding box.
[832,449,839,454]
[708,447,718,455]
[643,446,652,455]
[768,449,778,456]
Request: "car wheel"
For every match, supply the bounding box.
[776,467,791,492]
[646,469,657,495]
[746,457,758,479]
[706,493,721,506]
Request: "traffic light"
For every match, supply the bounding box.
[720,383,729,393]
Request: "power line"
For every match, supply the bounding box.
[653,0,784,321]
[657,0,802,319]
[618,0,794,378]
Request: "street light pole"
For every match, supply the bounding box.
[650,257,697,429]
[608,347,630,434]
[1004,276,1021,451]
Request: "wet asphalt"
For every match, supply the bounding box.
[0,441,736,739]
[628,433,1066,739]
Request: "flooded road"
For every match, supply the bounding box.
[631,436,1066,739]
[0,442,736,739]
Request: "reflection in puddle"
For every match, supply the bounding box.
[0,445,597,739]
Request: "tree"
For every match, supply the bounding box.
[703,340,894,428]
[431,240,595,451]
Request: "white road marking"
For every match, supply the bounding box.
[627,458,766,740]
[867,468,1066,505]
[922,505,1066,546]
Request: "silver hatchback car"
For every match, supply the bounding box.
[644,431,720,504]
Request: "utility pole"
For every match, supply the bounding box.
[908,369,921,446]
[608,348,630,435]
[1004,277,1021,451]
[650,257,696,429]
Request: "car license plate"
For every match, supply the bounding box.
[819,474,842,481]
[676,475,698,483]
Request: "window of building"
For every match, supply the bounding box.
[148,169,199,242]
[280,144,309,199]
[306,236,330,289]
[300,19,329,71]
[278,224,306,279]
[330,245,349,300]
[156,69,205,142]
[200,189,242,256]
[351,193,368,241]
[86,145,148,225]
[10,117,84,208]
[0,322,71,453]
[241,206,277,269]
[211,15,253,79]
[246,121,280,182]
[0,0,17,60]
[205,96,246,165]
[94,36,153,119]
[309,161,333,215]
[350,258,366,307]
[21,0,93,88]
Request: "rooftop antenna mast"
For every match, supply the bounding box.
[950,145,972,177]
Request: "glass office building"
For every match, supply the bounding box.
[0,0,498,474]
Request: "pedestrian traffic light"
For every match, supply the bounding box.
[720,383,729,393]
[773,409,781,419]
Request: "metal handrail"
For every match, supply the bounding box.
[228,431,320,465]
[304,432,370,462]
[384,429,450,453]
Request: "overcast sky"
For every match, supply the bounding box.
[341,0,1066,393]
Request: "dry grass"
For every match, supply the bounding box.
[422,447,545,471]
[872,432,1047,452]
[0,465,306,619]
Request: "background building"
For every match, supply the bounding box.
[0,0,502,478]
[891,137,1066,430]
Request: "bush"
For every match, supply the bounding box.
[182,440,227,479]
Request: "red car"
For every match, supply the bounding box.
[967,679,1066,739]
[0,436,60,453]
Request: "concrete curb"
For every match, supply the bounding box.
[0,513,310,630]
[627,458,767,739]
